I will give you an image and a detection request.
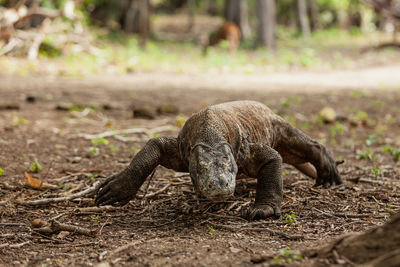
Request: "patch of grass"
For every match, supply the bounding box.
[273,249,302,263]
[282,213,297,225]
[371,167,384,178]
[357,149,378,161]
[12,114,29,126]
[350,90,369,98]
[89,147,100,157]
[131,146,141,154]
[382,146,400,162]
[91,137,109,146]
[329,122,347,144]
[176,114,188,128]
[89,173,100,179]
[365,134,378,146]
[29,160,42,173]
[280,96,302,109]
[208,226,216,236]
[109,145,118,153]
[90,215,100,225]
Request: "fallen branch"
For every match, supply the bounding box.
[0,38,21,56]
[75,206,118,213]
[35,220,96,237]
[17,182,99,206]
[211,223,303,240]
[72,125,179,140]
[143,184,171,199]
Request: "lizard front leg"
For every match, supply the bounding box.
[274,120,342,188]
[95,136,186,206]
[242,143,283,220]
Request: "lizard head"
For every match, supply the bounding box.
[189,143,238,201]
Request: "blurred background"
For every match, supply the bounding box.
[1,0,400,76]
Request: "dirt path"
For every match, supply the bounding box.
[0,68,399,266]
[1,63,400,95]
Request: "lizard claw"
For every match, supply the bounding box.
[241,204,281,221]
[95,171,136,206]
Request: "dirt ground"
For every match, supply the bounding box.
[0,70,400,266]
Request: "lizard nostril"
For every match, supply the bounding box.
[225,182,228,187]
[208,184,212,189]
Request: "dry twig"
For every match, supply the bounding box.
[35,220,96,237]
[17,182,99,206]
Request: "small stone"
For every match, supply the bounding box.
[319,107,336,123]
[94,262,111,267]
[55,102,72,111]
[0,104,19,110]
[133,106,156,120]
[56,231,70,239]
[71,156,82,163]
[157,103,180,115]
[31,218,46,228]
[26,93,37,103]
[230,247,241,253]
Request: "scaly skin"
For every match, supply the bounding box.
[95,101,342,220]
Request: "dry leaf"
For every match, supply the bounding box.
[57,231,70,239]
[24,172,44,189]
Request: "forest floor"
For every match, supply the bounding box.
[0,64,400,266]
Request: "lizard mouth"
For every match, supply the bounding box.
[202,191,234,202]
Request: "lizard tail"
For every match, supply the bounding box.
[294,162,317,179]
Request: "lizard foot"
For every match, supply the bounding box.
[241,204,281,221]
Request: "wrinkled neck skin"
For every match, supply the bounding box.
[188,130,238,201]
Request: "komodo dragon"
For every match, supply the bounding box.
[95,101,343,220]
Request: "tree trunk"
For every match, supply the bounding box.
[307,0,320,31]
[305,212,400,266]
[123,0,150,47]
[187,0,195,31]
[225,0,251,39]
[257,0,276,49]
[207,0,218,16]
[297,0,310,36]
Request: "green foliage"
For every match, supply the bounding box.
[357,149,378,161]
[382,146,400,162]
[350,90,369,98]
[282,213,296,225]
[39,37,62,58]
[387,204,393,213]
[329,122,347,144]
[280,97,301,109]
[131,145,141,154]
[89,172,100,179]
[330,122,347,136]
[91,137,109,146]
[0,168,4,175]
[12,114,29,126]
[109,145,118,153]
[208,226,216,236]
[365,134,378,146]
[273,249,302,263]
[352,111,368,123]
[90,214,100,225]
[371,167,383,178]
[30,160,42,173]
[89,147,100,157]
[176,114,188,128]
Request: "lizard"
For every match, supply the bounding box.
[95,100,343,220]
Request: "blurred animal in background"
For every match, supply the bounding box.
[202,22,241,54]
[0,27,11,44]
